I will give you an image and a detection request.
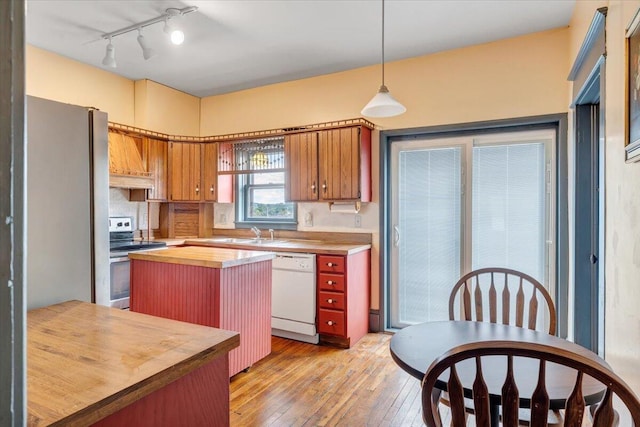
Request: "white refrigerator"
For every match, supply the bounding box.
[26,96,110,309]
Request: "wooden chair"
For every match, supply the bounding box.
[422,341,640,427]
[449,267,557,335]
[445,268,559,425]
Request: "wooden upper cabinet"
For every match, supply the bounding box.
[201,143,233,203]
[145,137,168,201]
[285,132,319,201]
[201,143,218,202]
[319,127,362,201]
[285,126,371,203]
[169,142,201,201]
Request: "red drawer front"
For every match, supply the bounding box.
[317,255,345,274]
[319,291,345,310]
[318,309,346,337]
[318,273,345,292]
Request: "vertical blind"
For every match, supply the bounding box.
[472,142,546,280]
[398,147,462,324]
[217,137,285,174]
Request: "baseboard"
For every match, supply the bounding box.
[369,309,381,332]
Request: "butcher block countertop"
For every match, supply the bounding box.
[128,246,275,268]
[182,238,371,256]
[27,300,239,426]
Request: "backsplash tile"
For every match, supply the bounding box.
[109,188,159,231]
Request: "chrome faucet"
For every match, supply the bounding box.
[269,229,274,240]
[251,226,261,239]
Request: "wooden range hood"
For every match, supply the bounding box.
[108,132,154,189]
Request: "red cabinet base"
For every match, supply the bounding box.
[130,259,272,377]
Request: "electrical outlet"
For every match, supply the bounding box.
[219,213,227,224]
[304,212,313,227]
[354,214,362,228]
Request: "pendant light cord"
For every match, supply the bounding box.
[381,0,385,86]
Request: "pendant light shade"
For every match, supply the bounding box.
[361,84,406,117]
[361,0,406,118]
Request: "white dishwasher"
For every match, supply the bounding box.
[271,252,319,344]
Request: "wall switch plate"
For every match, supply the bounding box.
[219,213,227,224]
[354,214,362,228]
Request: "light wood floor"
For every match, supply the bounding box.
[229,334,600,427]
[230,333,426,426]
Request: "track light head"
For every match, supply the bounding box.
[170,29,185,45]
[137,29,156,60]
[163,16,185,45]
[102,37,116,68]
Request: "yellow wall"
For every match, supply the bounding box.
[26,45,135,125]
[569,0,640,395]
[201,28,570,136]
[26,47,200,135]
[134,79,200,136]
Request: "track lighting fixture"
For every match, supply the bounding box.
[100,5,197,68]
[101,37,116,68]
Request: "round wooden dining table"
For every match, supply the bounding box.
[389,320,610,427]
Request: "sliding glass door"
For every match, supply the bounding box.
[389,130,555,329]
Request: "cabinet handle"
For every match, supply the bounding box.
[327,299,334,304]
[311,182,316,193]
[327,320,335,326]
[209,185,215,193]
[195,185,200,193]
[322,181,327,192]
[327,262,333,267]
[327,280,334,285]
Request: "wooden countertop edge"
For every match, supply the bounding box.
[128,250,275,268]
[184,240,371,256]
[51,333,240,427]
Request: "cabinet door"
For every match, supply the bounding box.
[169,142,201,201]
[146,137,168,201]
[318,127,361,200]
[201,143,218,202]
[284,132,318,201]
[202,142,234,203]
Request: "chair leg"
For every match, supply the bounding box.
[431,388,444,426]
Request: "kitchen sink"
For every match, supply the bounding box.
[208,238,249,243]
[252,239,289,245]
[207,237,288,245]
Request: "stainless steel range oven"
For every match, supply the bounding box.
[109,216,166,309]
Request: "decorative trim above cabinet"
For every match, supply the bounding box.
[108,117,375,143]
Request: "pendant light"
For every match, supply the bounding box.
[361,0,406,118]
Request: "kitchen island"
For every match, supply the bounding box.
[28,300,239,426]
[129,246,275,376]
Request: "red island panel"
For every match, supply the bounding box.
[92,356,230,427]
[130,259,272,377]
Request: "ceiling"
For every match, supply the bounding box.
[26,0,576,98]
